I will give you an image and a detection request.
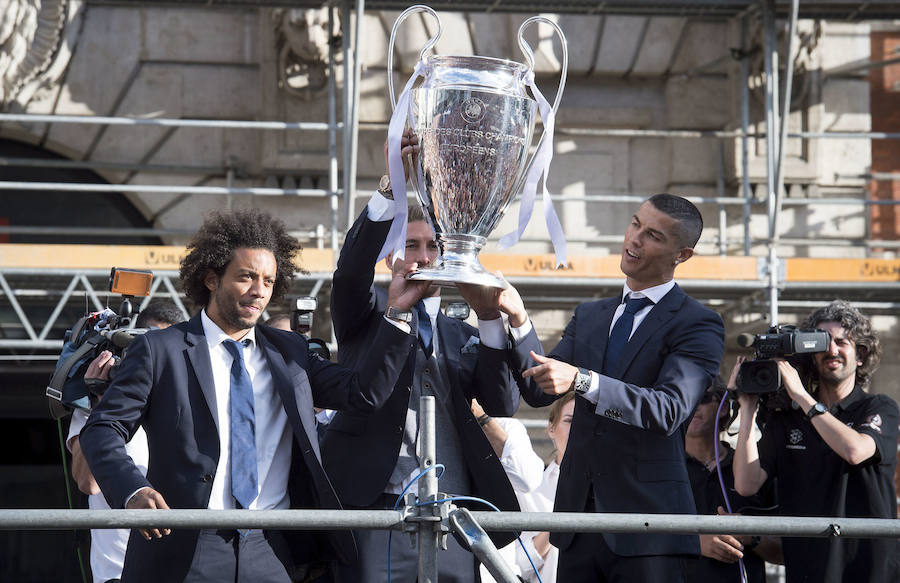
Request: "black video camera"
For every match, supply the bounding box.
[736,326,831,394]
[46,268,154,418]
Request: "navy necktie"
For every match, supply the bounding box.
[603,295,654,374]
[415,301,433,355]
[223,339,258,510]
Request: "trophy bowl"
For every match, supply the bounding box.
[386,6,567,289]
[407,56,536,288]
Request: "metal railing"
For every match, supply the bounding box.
[2,397,899,581]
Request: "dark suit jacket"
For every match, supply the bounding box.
[80,314,414,582]
[515,285,724,557]
[323,210,540,546]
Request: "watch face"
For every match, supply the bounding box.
[379,174,391,191]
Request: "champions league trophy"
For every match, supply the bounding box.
[379,5,568,288]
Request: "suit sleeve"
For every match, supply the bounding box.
[307,317,415,413]
[590,307,724,435]
[79,334,154,509]
[331,209,392,343]
[511,314,577,409]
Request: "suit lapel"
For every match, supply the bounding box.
[257,329,320,460]
[583,298,618,371]
[436,313,464,402]
[184,315,219,430]
[613,285,685,377]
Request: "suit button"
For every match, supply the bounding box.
[406,386,412,392]
[424,382,431,389]
[201,474,213,482]
[424,368,431,374]
[396,426,403,434]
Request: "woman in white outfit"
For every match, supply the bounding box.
[515,391,575,583]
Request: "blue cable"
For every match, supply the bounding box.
[386,464,445,583]
[713,395,749,583]
[415,495,544,583]
[386,470,544,583]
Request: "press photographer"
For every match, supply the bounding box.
[731,300,899,583]
[66,300,185,583]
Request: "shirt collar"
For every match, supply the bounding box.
[421,296,441,319]
[833,383,865,412]
[622,280,675,305]
[201,309,256,349]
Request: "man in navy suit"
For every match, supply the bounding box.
[323,137,541,583]
[80,208,419,583]
[504,194,725,582]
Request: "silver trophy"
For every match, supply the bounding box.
[387,6,567,288]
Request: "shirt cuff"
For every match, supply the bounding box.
[476,317,506,349]
[383,314,411,334]
[509,319,534,344]
[315,409,336,425]
[125,487,148,509]
[580,371,602,404]
[367,191,394,222]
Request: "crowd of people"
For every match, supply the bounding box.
[63,132,899,583]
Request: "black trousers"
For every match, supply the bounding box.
[557,531,687,583]
[182,529,293,583]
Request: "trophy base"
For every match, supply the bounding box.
[407,234,507,289]
[408,263,507,289]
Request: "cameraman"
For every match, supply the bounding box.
[66,302,184,583]
[732,300,899,582]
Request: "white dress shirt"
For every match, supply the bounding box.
[201,310,292,510]
[69,409,148,582]
[580,280,675,403]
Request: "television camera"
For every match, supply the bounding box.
[736,325,831,395]
[46,268,154,418]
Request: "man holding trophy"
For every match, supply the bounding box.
[322,129,542,583]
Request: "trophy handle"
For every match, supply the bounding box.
[516,16,568,114]
[387,4,442,109]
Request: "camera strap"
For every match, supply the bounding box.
[46,334,104,419]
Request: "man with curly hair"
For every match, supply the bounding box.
[733,300,900,582]
[80,208,420,583]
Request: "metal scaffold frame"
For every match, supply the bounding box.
[2,0,900,352]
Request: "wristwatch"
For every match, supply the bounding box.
[377,174,394,200]
[572,367,592,395]
[385,305,412,323]
[807,402,827,420]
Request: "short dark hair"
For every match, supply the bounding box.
[647,193,703,249]
[179,208,303,307]
[265,314,292,331]
[136,302,185,328]
[803,300,881,389]
[408,204,427,224]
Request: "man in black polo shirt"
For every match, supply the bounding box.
[732,300,900,583]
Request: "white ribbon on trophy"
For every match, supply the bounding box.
[498,66,567,268]
[378,61,426,262]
